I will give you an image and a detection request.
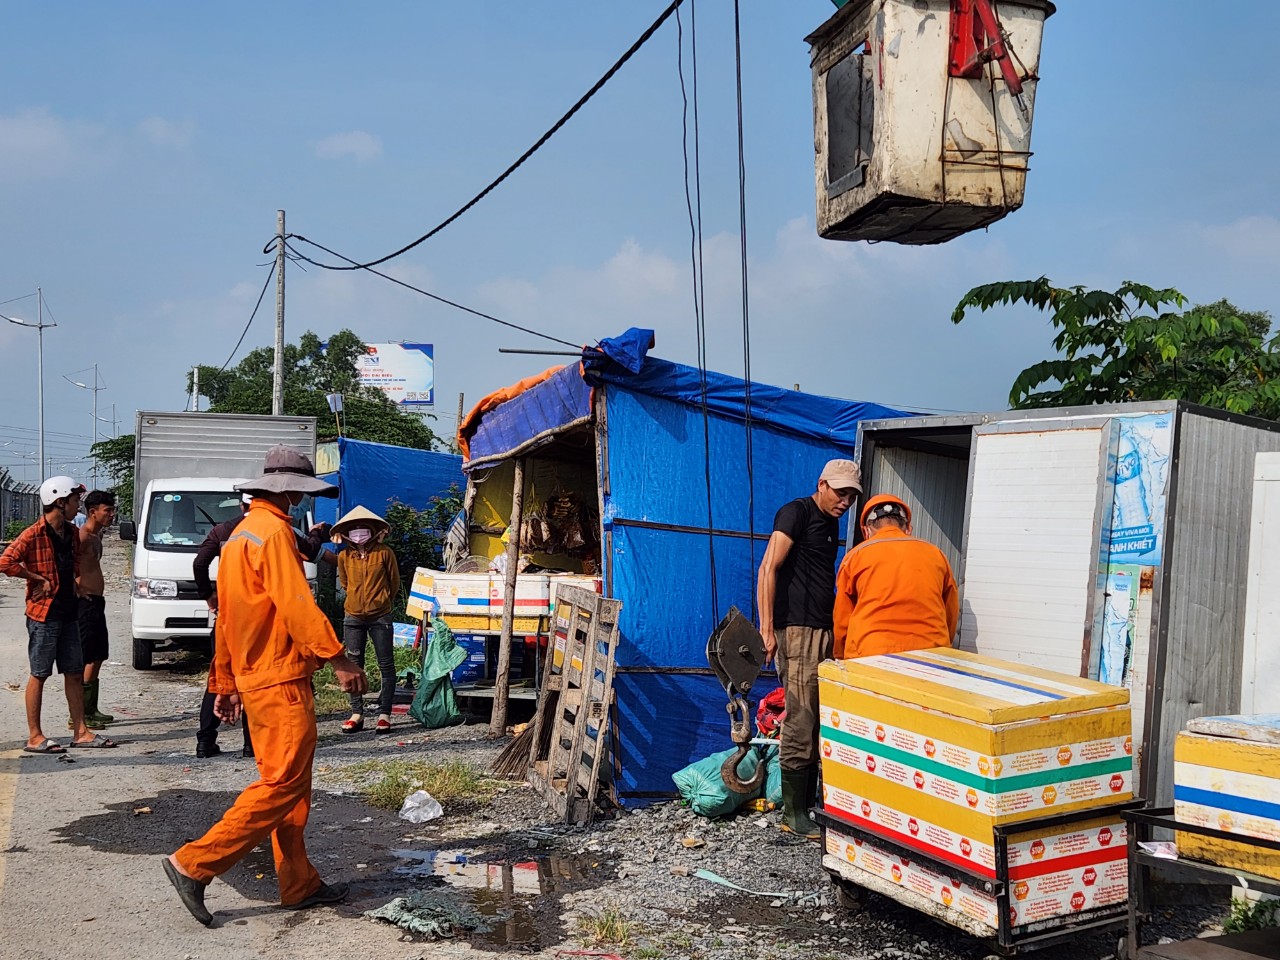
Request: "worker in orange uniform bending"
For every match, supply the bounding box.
[161,446,368,926]
[833,494,959,660]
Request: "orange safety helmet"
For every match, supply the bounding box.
[860,493,911,527]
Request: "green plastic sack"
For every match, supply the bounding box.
[409,619,468,729]
[672,746,764,818]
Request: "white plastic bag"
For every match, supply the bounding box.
[397,789,444,823]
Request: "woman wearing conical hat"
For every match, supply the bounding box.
[332,506,400,734]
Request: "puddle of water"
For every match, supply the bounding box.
[390,848,604,949]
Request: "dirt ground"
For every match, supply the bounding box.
[0,534,1232,960]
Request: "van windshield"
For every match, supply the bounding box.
[144,492,243,551]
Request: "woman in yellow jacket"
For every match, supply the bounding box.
[333,506,401,734]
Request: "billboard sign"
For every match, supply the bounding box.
[357,342,434,406]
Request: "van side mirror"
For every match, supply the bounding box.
[119,520,137,542]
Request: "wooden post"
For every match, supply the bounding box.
[490,457,525,736]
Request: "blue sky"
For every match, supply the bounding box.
[2,1,1278,484]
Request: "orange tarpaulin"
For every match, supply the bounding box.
[456,365,567,461]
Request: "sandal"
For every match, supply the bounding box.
[69,734,118,749]
[23,738,66,754]
[375,717,391,734]
[341,718,364,734]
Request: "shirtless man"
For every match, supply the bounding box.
[77,490,118,728]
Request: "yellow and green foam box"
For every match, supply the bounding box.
[818,648,1133,873]
[1175,725,1280,881]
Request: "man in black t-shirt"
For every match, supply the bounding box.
[756,459,862,839]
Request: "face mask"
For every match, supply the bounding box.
[347,528,372,545]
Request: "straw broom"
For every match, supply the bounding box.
[489,721,535,780]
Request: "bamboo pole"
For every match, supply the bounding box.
[490,457,525,736]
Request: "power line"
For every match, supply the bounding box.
[214,262,277,375]
[0,292,38,308]
[0,423,96,441]
[288,0,689,271]
[284,239,582,350]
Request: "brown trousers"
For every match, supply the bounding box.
[776,625,833,771]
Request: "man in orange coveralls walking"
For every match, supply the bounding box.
[833,494,959,660]
[162,446,368,926]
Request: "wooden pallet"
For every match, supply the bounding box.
[525,584,621,825]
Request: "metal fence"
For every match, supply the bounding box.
[1,471,40,534]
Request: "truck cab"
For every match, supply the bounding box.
[121,476,317,668]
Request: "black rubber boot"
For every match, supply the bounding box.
[197,692,219,750]
[780,768,821,840]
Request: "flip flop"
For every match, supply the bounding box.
[69,735,118,749]
[23,738,66,754]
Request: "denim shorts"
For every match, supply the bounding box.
[27,617,83,679]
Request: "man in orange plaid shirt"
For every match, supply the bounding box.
[0,475,117,752]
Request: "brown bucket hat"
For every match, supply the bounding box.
[332,505,390,539]
[235,445,338,498]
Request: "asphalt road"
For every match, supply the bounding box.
[0,537,480,960]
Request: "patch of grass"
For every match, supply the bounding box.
[578,904,633,949]
[339,757,496,810]
[632,948,663,960]
[1224,896,1280,934]
[313,641,423,716]
[312,675,351,716]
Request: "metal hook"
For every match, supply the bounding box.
[719,696,766,794]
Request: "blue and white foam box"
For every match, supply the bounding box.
[392,622,419,648]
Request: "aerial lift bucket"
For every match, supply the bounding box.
[808,0,1056,245]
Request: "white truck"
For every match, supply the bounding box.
[118,411,320,669]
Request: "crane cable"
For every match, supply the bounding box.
[676,0,718,622]
[732,0,756,621]
[289,0,690,272]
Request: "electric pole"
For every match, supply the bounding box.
[272,209,286,416]
[192,365,200,412]
[37,289,45,478]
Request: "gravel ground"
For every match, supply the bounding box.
[4,535,1237,960]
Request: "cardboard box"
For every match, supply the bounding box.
[411,571,492,617]
[489,573,550,616]
[1175,727,1280,880]
[820,650,1132,854]
[825,818,1127,932]
[820,648,1132,895]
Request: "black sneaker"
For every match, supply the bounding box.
[195,743,221,759]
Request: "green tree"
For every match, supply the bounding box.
[952,279,1280,419]
[188,329,443,449]
[90,434,137,509]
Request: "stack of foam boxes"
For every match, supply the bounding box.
[1174,715,1280,880]
[819,648,1133,937]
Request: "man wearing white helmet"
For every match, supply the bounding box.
[0,475,117,752]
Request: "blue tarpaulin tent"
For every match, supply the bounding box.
[314,437,464,525]
[460,330,909,805]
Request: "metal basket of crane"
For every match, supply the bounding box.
[808,0,1055,245]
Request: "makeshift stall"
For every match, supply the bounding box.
[817,647,1137,954]
[454,329,907,803]
[854,402,1280,809]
